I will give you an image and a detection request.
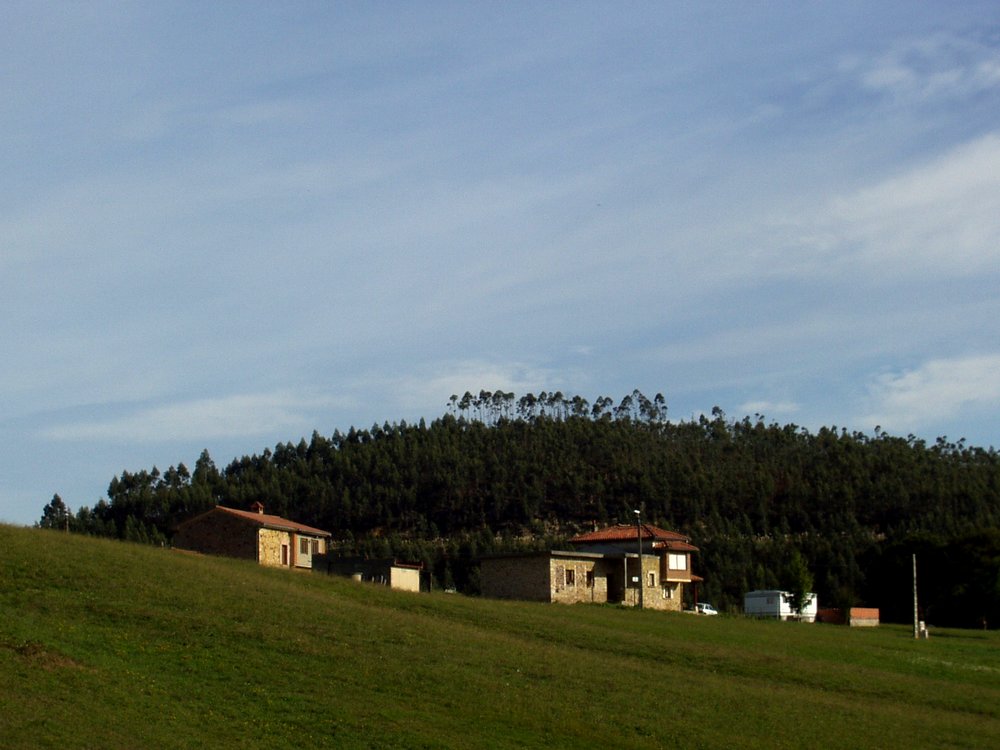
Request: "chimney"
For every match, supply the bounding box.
[250,501,264,514]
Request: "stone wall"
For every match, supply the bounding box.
[620,555,684,611]
[174,510,257,561]
[480,554,553,601]
[549,557,609,604]
[258,528,291,567]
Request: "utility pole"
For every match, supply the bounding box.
[634,509,643,610]
[913,553,919,639]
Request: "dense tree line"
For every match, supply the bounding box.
[41,390,1000,628]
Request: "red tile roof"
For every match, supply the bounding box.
[208,505,331,537]
[570,523,690,545]
[654,540,699,553]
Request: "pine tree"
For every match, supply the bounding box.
[38,494,70,531]
[783,549,815,617]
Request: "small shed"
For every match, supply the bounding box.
[313,556,424,592]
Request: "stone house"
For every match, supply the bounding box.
[173,502,331,569]
[479,523,701,611]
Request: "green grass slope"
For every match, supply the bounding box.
[2,525,999,749]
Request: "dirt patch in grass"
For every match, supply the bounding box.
[0,638,88,671]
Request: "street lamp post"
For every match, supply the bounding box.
[634,508,643,610]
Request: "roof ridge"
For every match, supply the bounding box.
[214,505,331,536]
[568,522,690,544]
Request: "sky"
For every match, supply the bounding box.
[3,2,1000,526]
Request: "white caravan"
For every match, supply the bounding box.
[743,590,817,622]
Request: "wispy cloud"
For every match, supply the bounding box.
[858,354,1000,434]
[853,31,1000,104]
[41,392,351,443]
[769,132,1000,278]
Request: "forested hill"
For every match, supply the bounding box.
[41,391,1000,628]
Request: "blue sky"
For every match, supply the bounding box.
[3,2,1000,525]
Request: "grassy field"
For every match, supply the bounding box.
[2,525,998,749]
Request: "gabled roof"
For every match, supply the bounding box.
[570,523,690,545]
[179,505,331,537]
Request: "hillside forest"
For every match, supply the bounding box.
[39,390,1000,629]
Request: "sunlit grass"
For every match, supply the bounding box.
[2,525,998,749]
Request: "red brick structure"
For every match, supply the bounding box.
[173,502,331,569]
[816,607,880,627]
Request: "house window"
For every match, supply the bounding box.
[665,585,673,599]
[586,570,594,588]
[311,539,319,555]
[669,553,687,570]
[648,572,656,587]
[300,538,309,555]
[566,568,576,586]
